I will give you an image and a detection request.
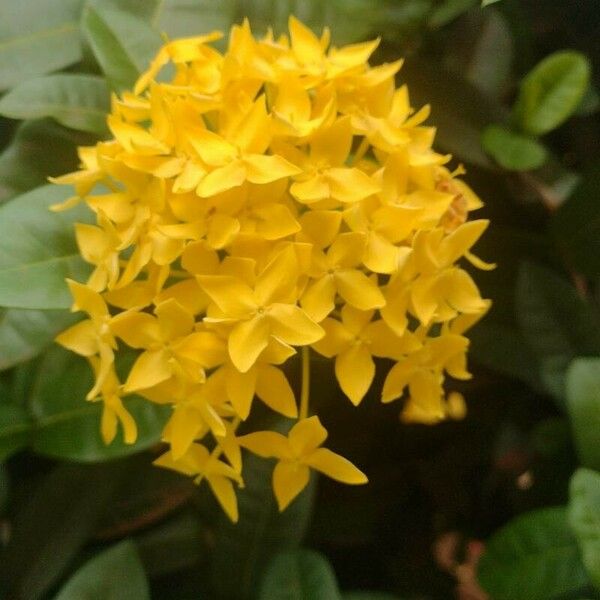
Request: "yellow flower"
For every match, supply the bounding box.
[239,416,367,511]
[155,444,243,522]
[52,16,492,520]
[198,245,323,372]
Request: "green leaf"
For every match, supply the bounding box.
[400,58,504,167]
[258,549,341,600]
[0,75,110,135]
[514,51,591,136]
[0,308,79,370]
[478,506,589,600]
[468,322,542,390]
[516,261,600,404]
[0,119,97,202]
[82,0,162,91]
[0,402,31,461]
[482,125,547,170]
[0,0,83,91]
[0,184,93,310]
[464,10,513,99]
[429,0,478,28]
[568,468,600,590]
[552,162,600,279]
[0,461,131,600]
[29,346,170,462]
[566,358,600,471]
[153,0,236,40]
[54,540,150,600]
[210,418,316,600]
[343,594,404,600]
[482,0,502,5]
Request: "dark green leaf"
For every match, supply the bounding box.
[516,261,600,404]
[514,51,591,136]
[82,0,162,91]
[429,0,478,29]
[566,358,600,471]
[210,418,316,600]
[465,10,513,99]
[29,346,170,462]
[259,549,341,600]
[136,511,208,578]
[469,322,542,390]
[400,58,504,167]
[54,540,150,600]
[0,0,83,91]
[0,402,31,461]
[568,468,600,590]
[478,506,589,600]
[0,119,97,202]
[0,184,93,309]
[0,461,130,600]
[0,75,110,135]
[482,125,547,171]
[343,594,404,600]
[530,417,571,458]
[552,162,600,279]
[0,308,79,370]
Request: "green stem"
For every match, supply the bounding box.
[299,346,311,420]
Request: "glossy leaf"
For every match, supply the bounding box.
[401,58,504,167]
[566,358,600,471]
[514,51,591,136]
[0,184,93,309]
[0,119,97,202]
[482,125,547,171]
[0,402,31,461]
[478,506,589,600]
[154,0,236,40]
[259,549,341,600]
[469,322,541,391]
[568,468,600,590]
[82,0,162,91]
[210,418,316,600]
[516,261,600,403]
[54,540,150,600]
[0,75,110,135]
[552,162,600,278]
[29,346,170,462]
[0,308,79,370]
[429,0,478,29]
[0,461,130,600]
[0,0,83,91]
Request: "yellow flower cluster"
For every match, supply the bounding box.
[52,17,491,521]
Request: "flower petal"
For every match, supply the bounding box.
[334,269,385,311]
[228,315,270,372]
[238,431,290,458]
[273,461,310,511]
[207,474,239,522]
[268,304,324,346]
[124,348,172,392]
[335,344,375,405]
[255,364,298,418]
[305,448,368,484]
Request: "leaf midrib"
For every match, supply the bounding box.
[0,252,81,274]
[0,22,78,53]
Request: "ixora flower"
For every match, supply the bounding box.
[51,16,492,521]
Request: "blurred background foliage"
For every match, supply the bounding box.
[0,0,599,598]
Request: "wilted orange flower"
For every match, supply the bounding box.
[52,16,492,521]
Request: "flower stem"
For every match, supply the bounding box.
[300,346,311,420]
